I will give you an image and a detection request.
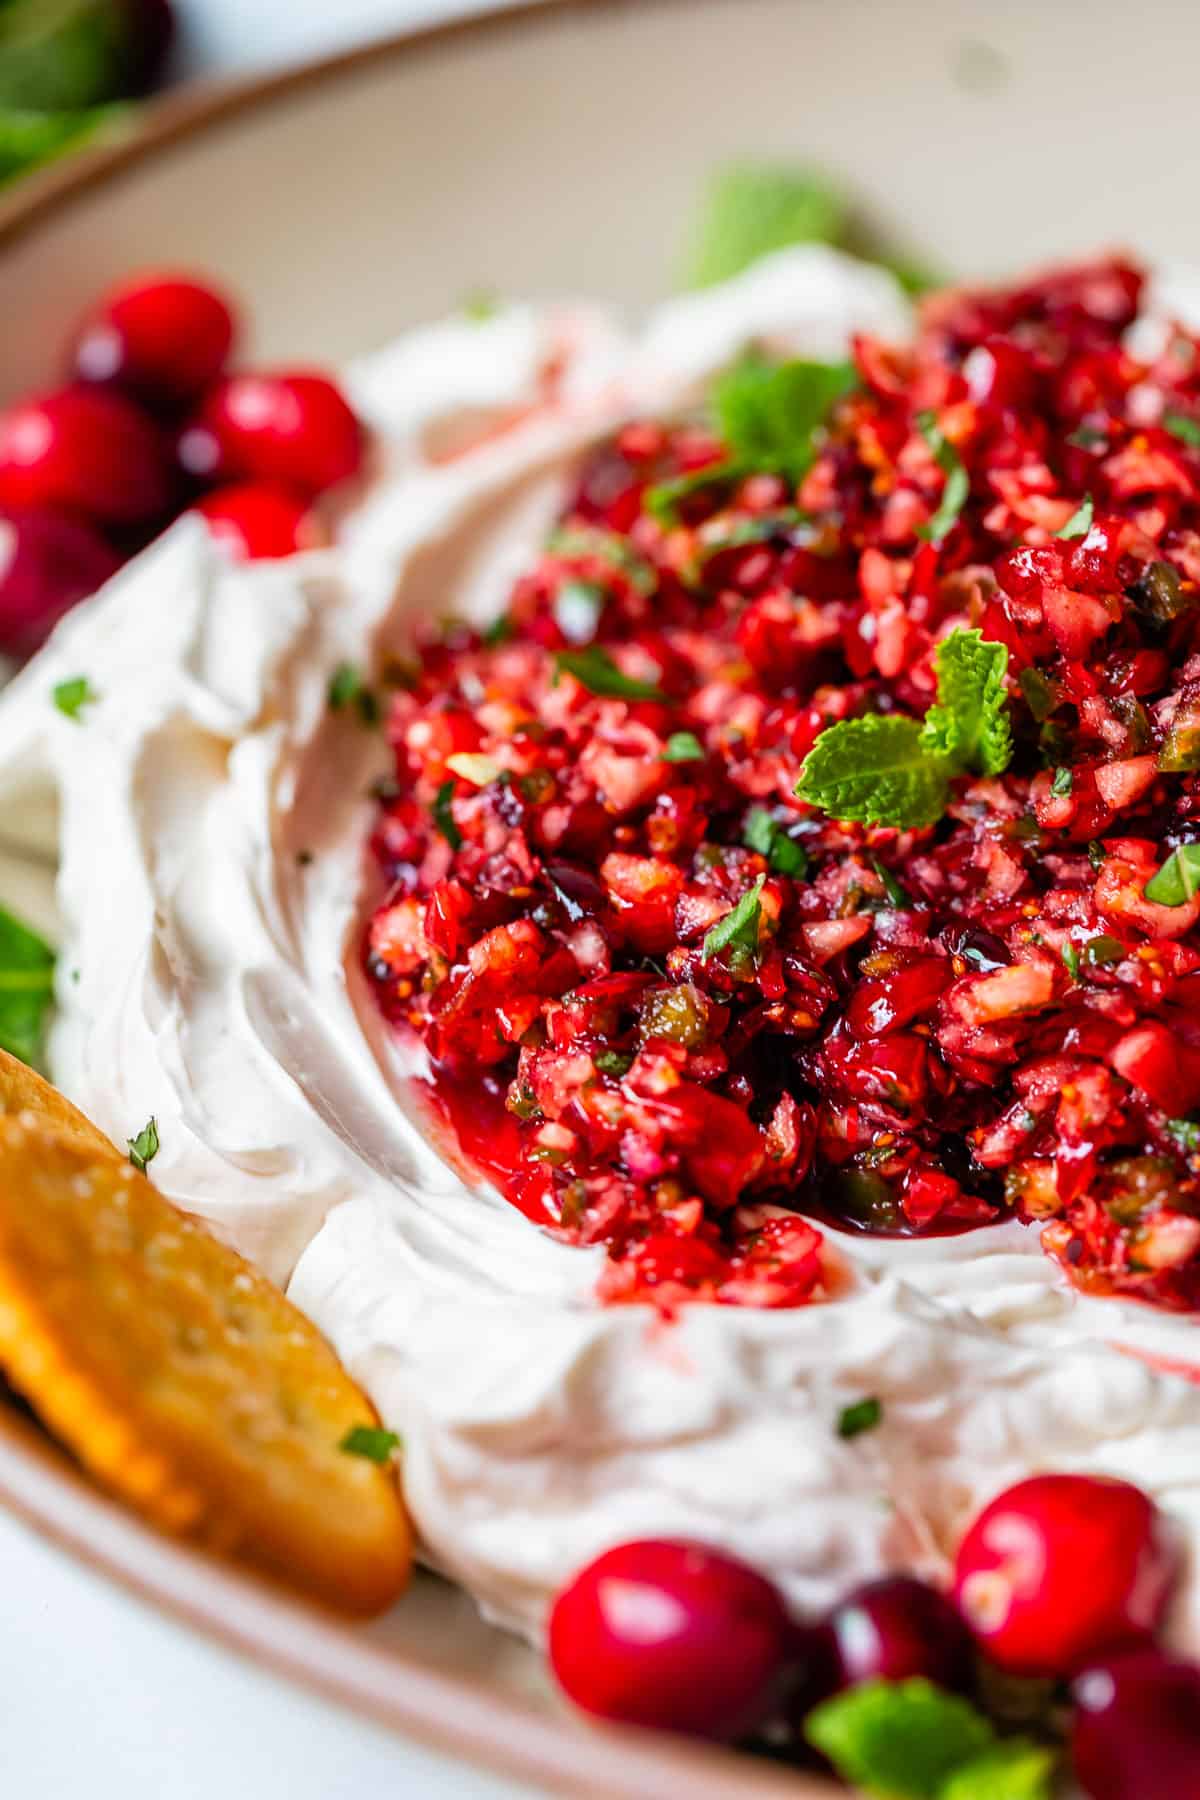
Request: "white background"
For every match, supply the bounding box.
[5,19,541,1800]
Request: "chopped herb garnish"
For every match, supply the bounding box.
[1164,410,1200,448]
[432,779,462,851]
[683,163,848,290]
[662,731,705,763]
[870,858,910,908]
[1144,842,1200,907]
[916,411,970,542]
[644,461,746,529]
[339,1425,401,1463]
[797,628,1011,829]
[1056,493,1094,539]
[1088,839,1107,871]
[743,807,808,876]
[0,906,55,1068]
[52,676,96,720]
[712,349,857,484]
[837,1396,883,1438]
[1062,942,1081,981]
[1018,667,1057,722]
[805,1678,1055,1800]
[594,1049,634,1078]
[127,1117,159,1174]
[1084,934,1123,965]
[328,662,379,726]
[554,646,665,702]
[1051,765,1074,796]
[701,874,765,963]
[481,613,514,647]
[1067,424,1109,450]
[1166,1117,1200,1153]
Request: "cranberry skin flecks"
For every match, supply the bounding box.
[1071,1647,1200,1800]
[548,1539,792,1739]
[952,1474,1179,1677]
[73,274,237,406]
[0,387,171,525]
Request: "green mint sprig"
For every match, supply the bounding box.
[0,905,55,1068]
[796,627,1012,830]
[916,411,970,542]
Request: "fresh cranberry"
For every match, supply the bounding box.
[193,483,314,561]
[184,373,363,495]
[0,507,119,658]
[953,1475,1178,1676]
[74,274,236,406]
[1072,1647,1200,1800]
[826,1576,976,1692]
[0,388,170,525]
[548,1540,792,1739]
[120,0,176,92]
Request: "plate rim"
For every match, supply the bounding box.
[0,2,839,1793]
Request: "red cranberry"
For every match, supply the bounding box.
[1072,1648,1200,1800]
[0,506,120,659]
[826,1576,976,1692]
[0,388,170,525]
[953,1475,1178,1676]
[185,373,363,495]
[74,275,236,406]
[548,1539,792,1740]
[193,483,315,561]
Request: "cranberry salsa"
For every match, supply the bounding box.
[363,255,1200,1316]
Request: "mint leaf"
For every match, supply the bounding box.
[0,905,55,1068]
[127,1117,158,1174]
[916,412,970,541]
[1144,843,1200,906]
[328,662,379,726]
[797,714,949,829]
[805,1679,995,1798]
[481,613,513,647]
[701,874,765,963]
[1056,493,1094,540]
[644,461,746,529]
[870,857,910,907]
[743,806,808,876]
[554,647,665,701]
[52,676,96,720]
[1051,766,1073,796]
[339,1425,401,1464]
[940,1741,1058,1800]
[1165,411,1200,448]
[920,628,1012,777]
[713,351,857,482]
[432,779,462,851]
[663,731,705,763]
[684,163,848,289]
[837,1396,882,1438]
[1167,1117,1200,1152]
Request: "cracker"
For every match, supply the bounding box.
[0,1048,120,1161]
[0,1115,411,1615]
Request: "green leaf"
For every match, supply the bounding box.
[662,731,705,763]
[939,1740,1058,1800]
[805,1679,995,1799]
[743,806,808,876]
[1018,667,1058,723]
[1050,765,1073,796]
[920,628,1013,777]
[712,351,857,482]
[1062,942,1080,982]
[916,412,971,542]
[0,100,130,186]
[1164,411,1200,448]
[1056,493,1094,539]
[701,874,765,963]
[797,713,949,829]
[1144,843,1200,906]
[870,857,910,907]
[643,461,746,529]
[837,1396,882,1439]
[127,1116,159,1174]
[1167,1116,1200,1152]
[554,647,665,702]
[432,779,462,851]
[52,675,96,720]
[594,1049,634,1078]
[0,905,55,1068]
[481,613,513,647]
[339,1425,401,1464]
[0,0,141,111]
[683,163,849,289]
[327,662,379,725]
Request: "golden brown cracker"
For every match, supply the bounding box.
[0,1049,120,1161]
[0,1115,411,1614]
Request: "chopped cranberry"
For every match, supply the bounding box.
[0,387,171,525]
[73,274,237,406]
[1071,1647,1200,1800]
[0,506,120,659]
[193,482,314,560]
[548,1539,792,1739]
[953,1474,1178,1676]
[186,372,363,495]
[824,1576,976,1693]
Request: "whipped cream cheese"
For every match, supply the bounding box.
[1,247,1199,1647]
